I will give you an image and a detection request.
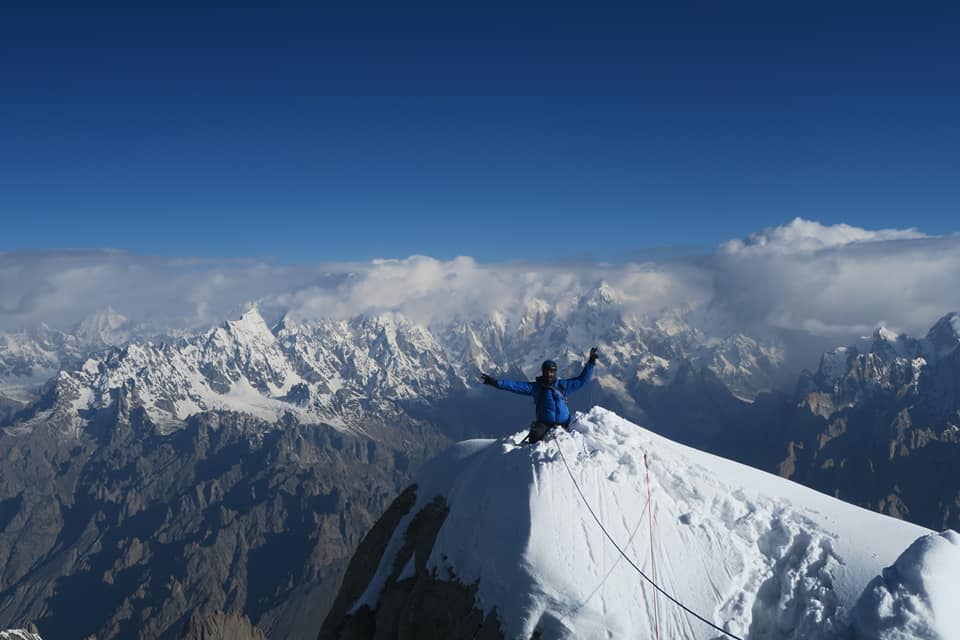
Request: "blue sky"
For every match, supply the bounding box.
[2,3,958,263]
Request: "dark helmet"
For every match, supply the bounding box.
[541,360,558,374]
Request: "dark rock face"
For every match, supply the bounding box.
[319,490,503,640]
[737,322,960,532]
[0,397,25,425]
[614,327,960,533]
[179,610,265,640]
[773,357,960,531]
[0,404,445,640]
[317,487,418,640]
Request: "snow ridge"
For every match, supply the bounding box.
[806,313,960,417]
[353,407,947,640]
[7,308,461,435]
[3,292,790,436]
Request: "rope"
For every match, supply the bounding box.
[645,452,661,640]
[555,437,746,640]
[559,495,651,624]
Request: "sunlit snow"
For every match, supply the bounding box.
[353,407,957,639]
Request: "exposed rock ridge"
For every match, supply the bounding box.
[777,313,960,529]
[0,407,432,640]
[319,490,503,640]
[179,610,265,640]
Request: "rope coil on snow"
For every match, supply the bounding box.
[555,438,746,640]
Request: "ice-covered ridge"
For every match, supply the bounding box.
[12,308,460,434]
[5,288,794,428]
[354,407,950,639]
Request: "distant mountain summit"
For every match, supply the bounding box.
[6,307,461,436]
[73,307,133,347]
[776,312,960,531]
[3,301,960,638]
[320,408,953,639]
[2,290,791,439]
[925,312,960,357]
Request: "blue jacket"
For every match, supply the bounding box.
[494,362,595,425]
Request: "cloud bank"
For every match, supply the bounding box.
[713,218,958,336]
[2,218,959,341]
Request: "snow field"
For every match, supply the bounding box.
[352,407,955,639]
[852,530,960,640]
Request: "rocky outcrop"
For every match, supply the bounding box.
[764,316,960,531]
[179,611,265,640]
[0,404,444,639]
[319,489,503,640]
[0,622,42,640]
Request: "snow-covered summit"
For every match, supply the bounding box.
[7,307,464,435]
[73,306,131,346]
[804,312,960,415]
[342,407,955,640]
[3,284,794,429]
[926,312,960,356]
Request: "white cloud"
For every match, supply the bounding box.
[0,250,324,332]
[720,217,929,256]
[3,218,959,342]
[265,255,708,328]
[712,219,960,337]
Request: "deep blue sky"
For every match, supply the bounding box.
[2,3,958,262]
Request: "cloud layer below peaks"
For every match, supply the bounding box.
[2,218,957,340]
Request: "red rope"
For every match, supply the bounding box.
[555,441,745,640]
[645,453,661,640]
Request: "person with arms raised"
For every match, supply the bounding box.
[481,347,599,444]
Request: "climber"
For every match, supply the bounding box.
[481,347,599,444]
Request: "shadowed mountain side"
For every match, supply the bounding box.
[179,611,265,640]
[318,489,506,640]
[0,402,446,640]
[319,438,540,640]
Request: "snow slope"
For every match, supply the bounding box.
[353,407,958,639]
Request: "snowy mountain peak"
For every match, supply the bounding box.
[873,325,900,343]
[581,282,620,307]
[340,407,949,640]
[72,307,141,347]
[76,306,127,331]
[925,312,960,355]
[801,313,960,416]
[271,311,298,336]
[225,307,275,342]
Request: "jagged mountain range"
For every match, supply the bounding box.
[2,289,788,439]
[777,312,960,530]
[8,310,459,437]
[0,308,168,421]
[3,301,960,532]
[2,292,960,638]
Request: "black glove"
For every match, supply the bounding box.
[481,373,498,387]
[588,347,600,365]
